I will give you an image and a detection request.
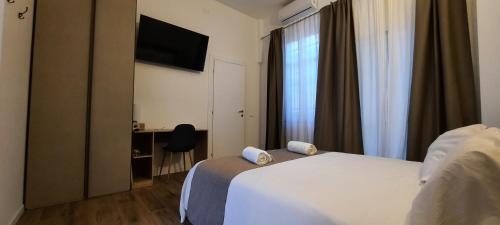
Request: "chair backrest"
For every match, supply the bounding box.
[167,124,196,152]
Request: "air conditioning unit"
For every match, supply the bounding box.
[278,0,319,24]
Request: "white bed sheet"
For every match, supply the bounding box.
[223,152,422,225]
[180,160,204,223]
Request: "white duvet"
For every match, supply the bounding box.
[181,130,500,225]
[223,152,422,225]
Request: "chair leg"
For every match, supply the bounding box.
[159,150,167,177]
[188,150,194,166]
[167,151,173,179]
[183,152,187,172]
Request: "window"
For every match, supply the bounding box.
[283,14,320,143]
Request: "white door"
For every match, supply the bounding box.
[212,59,245,158]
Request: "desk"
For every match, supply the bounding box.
[131,129,208,189]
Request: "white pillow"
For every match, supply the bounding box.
[407,127,500,225]
[419,124,487,184]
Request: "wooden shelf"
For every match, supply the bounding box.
[133,129,155,134]
[132,176,153,189]
[131,130,154,189]
[132,154,153,159]
[131,128,208,190]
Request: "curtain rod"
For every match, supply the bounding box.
[260,9,321,40]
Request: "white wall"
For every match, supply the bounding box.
[477,0,500,127]
[0,0,33,224]
[135,0,260,173]
[258,0,333,41]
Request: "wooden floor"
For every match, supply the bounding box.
[16,172,189,225]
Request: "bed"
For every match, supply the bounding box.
[180,150,422,225]
[179,126,500,225]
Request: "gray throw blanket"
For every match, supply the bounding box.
[186,149,321,225]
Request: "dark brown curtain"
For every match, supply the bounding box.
[313,0,363,154]
[407,0,479,161]
[265,28,284,150]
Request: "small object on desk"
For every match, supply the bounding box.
[132,149,141,157]
[132,121,139,131]
[132,122,145,131]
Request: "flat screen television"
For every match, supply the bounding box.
[136,15,209,72]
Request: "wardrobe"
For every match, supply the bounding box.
[25,0,136,209]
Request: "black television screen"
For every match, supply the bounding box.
[136,15,209,72]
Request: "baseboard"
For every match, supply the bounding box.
[8,205,24,225]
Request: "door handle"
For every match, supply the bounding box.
[237,110,244,117]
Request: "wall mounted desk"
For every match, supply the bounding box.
[131,129,208,189]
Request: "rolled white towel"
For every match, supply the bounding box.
[263,151,273,162]
[287,141,318,155]
[242,147,272,166]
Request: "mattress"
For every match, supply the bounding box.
[181,151,422,225]
[180,150,316,224]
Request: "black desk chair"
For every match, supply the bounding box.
[159,124,196,177]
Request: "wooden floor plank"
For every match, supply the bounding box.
[113,192,156,225]
[65,200,97,225]
[133,188,166,212]
[150,209,182,225]
[37,204,71,225]
[92,197,124,225]
[16,172,187,225]
[15,208,43,225]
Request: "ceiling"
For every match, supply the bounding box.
[215,0,291,19]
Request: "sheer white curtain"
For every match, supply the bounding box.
[353,0,415,159]
[283,14,320,143]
